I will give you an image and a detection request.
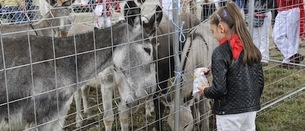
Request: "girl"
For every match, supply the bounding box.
[198,2,264,131]
[201,0,227,21]
[159,0,181,20]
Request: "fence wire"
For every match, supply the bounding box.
[0,0,40,24]
[0,0,305,131]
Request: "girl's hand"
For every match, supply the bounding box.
[198,83,209,96]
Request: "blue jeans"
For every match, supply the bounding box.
[25,1,40,21]
[0,6,27,24]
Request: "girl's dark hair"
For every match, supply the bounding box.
[210,2,262,65]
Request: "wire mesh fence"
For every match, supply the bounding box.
[0,0,305,131]
[0,0,40,24]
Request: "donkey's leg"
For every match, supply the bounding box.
[199,98,211,131]
[100,67,116,131]
[118,102,130,131]
[153,93,165,131]
[153,81,168,131]
[74,89,83,127]
[81,85,91,114]
[102,85,114,131]
[145,97,155,117]
[192,97,201,130]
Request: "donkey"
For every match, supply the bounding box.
[125,2,219,130]
[0,15,158,130]
[147,16,217,131]
[160,96,194,131]
[72,5,162,131]
[71,0,154,128]
[179,20,219,131]
[0,1,72,38]
[150,18,219,131]
[143,12,203,131]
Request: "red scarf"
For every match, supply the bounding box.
[219,34,244,60]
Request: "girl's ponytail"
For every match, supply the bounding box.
[218,2,262,65]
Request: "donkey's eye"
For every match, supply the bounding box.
[143,47,151,55]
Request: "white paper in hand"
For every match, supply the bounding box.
[193,67,209,97]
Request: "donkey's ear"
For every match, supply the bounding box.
[62,0,73,7]
[137,0,146,5]
[143,5,163,32]
[154,5,163,25]
[124,1,141,27]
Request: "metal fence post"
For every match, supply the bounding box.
[103,0,107,26]
[248,0,255,37]
[172,0,182,130]
[172,0,181,131]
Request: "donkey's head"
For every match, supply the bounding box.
[104,22,155,108]
[111,3,163,107]
[47,0,73,37]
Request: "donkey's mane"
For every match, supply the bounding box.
[32,7,65,26]
[58,20,131,46]
[0,20,143,69]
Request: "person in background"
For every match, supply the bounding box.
[232,0,247,12]
[252,0,274,66]
[81,0,121,28]
[181,0,197,15]
[25,0,39,21]
[0,0,26,24]
[200,0,227,21]
[232,0,248,20]
[94,0,121,28]
[159,0,181,20]
[201,0,217,21]
[198,2,264,131]
[272,0,304,69]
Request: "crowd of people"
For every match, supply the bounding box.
[161,0,305,69]
[200,0,304,68]
[0,0,39,24]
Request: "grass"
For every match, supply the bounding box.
[256,64,305,131]
[257,92,305,131]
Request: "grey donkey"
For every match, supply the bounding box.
[0,18,158,130]
[73,4,163,131]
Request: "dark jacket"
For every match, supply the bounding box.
[204,42,264,115]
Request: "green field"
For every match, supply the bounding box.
[256,45,305,131]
